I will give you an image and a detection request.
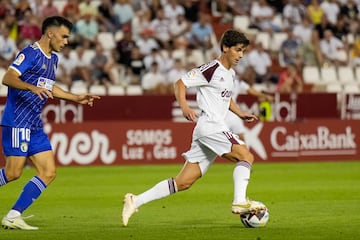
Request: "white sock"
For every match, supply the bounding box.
[233,161,251,204]
[6,209,21,219]
[135,178,177,208]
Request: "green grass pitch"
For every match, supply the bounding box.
[0,161,359,240]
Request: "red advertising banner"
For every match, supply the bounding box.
[1,119,356,167]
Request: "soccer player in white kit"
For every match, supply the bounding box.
[122,29,263,226]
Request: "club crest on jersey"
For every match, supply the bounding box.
[14,53,25,66]
[42,64,47,70]
[20,142,28,152]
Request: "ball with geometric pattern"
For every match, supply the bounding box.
[240,201,269,228]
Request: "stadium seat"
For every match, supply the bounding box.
[255,32,271,50]
[0,84,8,96]
[70,82,88,94]
[325,83,342,93]
[302,66,321,84]
[233,15,250,31]
[55,82,69,92]
[126,85,143,95]
[343,83,360,93]
[355,67,360,81]
[97,32,116,51]
[320,66,338,83]
[270,32,288,52]
[337,66,356,84]
[89,85,107,96]
[108,85,125,96]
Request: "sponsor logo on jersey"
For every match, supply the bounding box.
[13,53,25,66]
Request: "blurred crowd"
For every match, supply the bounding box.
[1,0,360,95]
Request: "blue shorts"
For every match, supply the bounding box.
[1,126,52,157]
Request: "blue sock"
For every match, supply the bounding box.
[0,169,9,186]
[12,176,47,213]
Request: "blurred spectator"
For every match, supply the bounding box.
[307,0,324,27]
[115,25,137,66]
[62,0,80,21]
[169,13,191,46]
[90,45,118,86]
[333,15,350,41]
[248,42,277,84]
[131,9,151,41]
[0,26,18,68]
[142,0,164,20]
[293,17,313,44]
[141,61,168,95]
[41,0,60,19]
[149,8,171,49]
[320,0,340,26]
[181,0,200,23]
[210,0,233,24]
[0,0,14,20]
[1,14,18,42]
[97,0,120,32]
[277,63,303,93]
[228,0,252,16]
[126,45,145,85]
[56,46,79,87]
[143,48,167,73]
[320,29,347,66]
[163,0,185,23]
[250,0,281,33]
[74,13,99,47]
[299,30,324,67]
[113,0,135,27]
[15,0,32,21]
[233,47,256,86]
[187,13,214,50]
[282,0,307,29]
[339,0,359,34]
[351,34,360,66]
[136,28,160,56]
[18,10,41,45]
[280,28,302,69]
[167,58,186,93]
[70,45,93,85]
[79,0,99,17]
[315,14,336,39]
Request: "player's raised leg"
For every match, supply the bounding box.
[122,162,202,226]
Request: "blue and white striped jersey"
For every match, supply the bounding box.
[1,42,58,130]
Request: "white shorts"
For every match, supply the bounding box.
[182,132,245,175]
[225,111,245,135]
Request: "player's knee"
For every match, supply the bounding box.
[41,171,57,184]
[244,152,254,164]
[175,181,194,191]
[5,169,23,181]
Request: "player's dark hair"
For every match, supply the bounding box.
[42,16,73,34]
[220,29,250,52]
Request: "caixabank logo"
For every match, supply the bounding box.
[244,121,358,161]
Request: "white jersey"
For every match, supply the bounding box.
[181,60,235,140]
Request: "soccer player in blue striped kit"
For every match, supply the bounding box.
[0,16,100,230]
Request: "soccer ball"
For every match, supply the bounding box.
[240,202,269,228]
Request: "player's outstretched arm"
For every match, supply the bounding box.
[229,98,258,122]
[2,68,54,100]
[52,84,100,107]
